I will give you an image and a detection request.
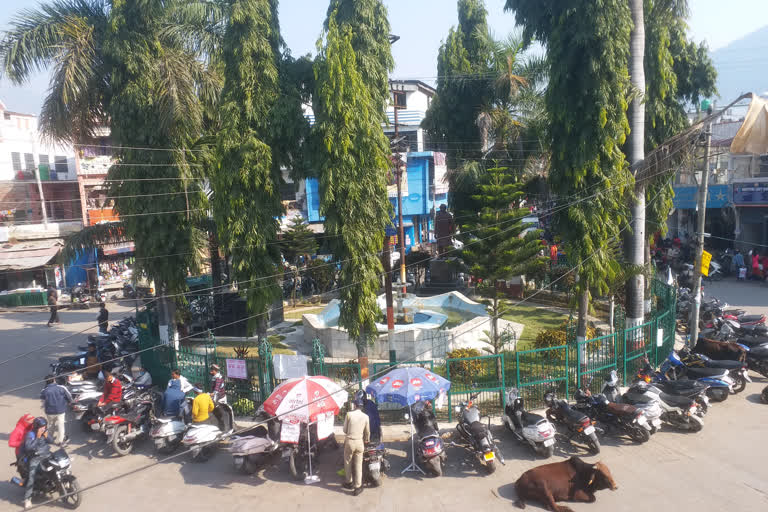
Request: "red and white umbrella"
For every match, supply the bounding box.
[262,376,348,422]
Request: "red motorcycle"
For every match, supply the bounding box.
[104,396,155,456]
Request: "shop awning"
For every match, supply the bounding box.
[101,241,135,255]
[0,239,63,271]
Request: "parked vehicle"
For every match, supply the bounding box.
[572,388,651,444]
[601,370,663,434]
[362,442,389,487]
[454,393,503,474]
[285,421,339,480]
[104,396,155,456]
[544,391,600,454]
[678,348,751,393]
[11,448,81,509]
[661,351,734,402]
[502,388,556,457]
[635,363,710,416]
[181,403,235,462]
[410,400,447,477]
[150,413,189,455]
[623,381,704,432]
[230,411,281,474]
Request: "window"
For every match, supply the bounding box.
[11,152,22,171]
[39,154,49,167]
[393,90,407,109]
[24,153,35,171]
[54,156,69,175]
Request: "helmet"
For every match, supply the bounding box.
[543,391,555,407]
[33,417,48,430]
[353,390,365,407]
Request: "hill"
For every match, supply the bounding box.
[711,25,768,101]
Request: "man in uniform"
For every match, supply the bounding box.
[342,394,370,496]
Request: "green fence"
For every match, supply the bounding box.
[445,353,505,422]
[0,290,47,307]
[511,344,570,410]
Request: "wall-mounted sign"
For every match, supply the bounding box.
[673,185,730,209]
[733,182,768,206]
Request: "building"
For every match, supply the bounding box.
[296,80,445,252]
[0,100,82,291]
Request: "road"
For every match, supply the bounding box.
[0,283,767,512]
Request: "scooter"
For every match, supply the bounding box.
[409,401,447,477]
[502,388,556,457]
[362,442,389,487]
[229,410,281,474]
[454,393,504,474]
[543,391,600,455]
[150,399,191,455]
[601,370,663,434]
[623,380,704,432]
[104,396,155,456]
[181,403,235,462]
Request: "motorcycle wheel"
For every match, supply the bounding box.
[80,413,96,434]
[112,425,134,456]
[586,433,601,455]
[157,438,182,455]
[707,387,729,402]
[732,375,747,394]
[60,478,81,509]
[688,415,704,433]
[695,397,708,415]
[369,468,382,487]
[760,386,768,404]
[193,445,215,462]
[243,455,261,475]
[484,459,496,475]
[539,445,555,459]
[628,425,651,444]
[426,457,442,477]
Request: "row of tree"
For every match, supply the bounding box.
[0,0,396,352]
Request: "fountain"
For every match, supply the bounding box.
[302,290,523,360]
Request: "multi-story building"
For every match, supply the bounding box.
[294,80,446,252]
[0,99,82,291]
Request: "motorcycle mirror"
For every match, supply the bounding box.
[403,413,410,420]
[454,406,461,413]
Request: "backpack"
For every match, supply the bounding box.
[9,414,34,455]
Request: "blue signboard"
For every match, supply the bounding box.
[733,182,768,206]
[672,185,730,209]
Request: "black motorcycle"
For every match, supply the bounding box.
[410,401,446,477]
[572,389,651,444]
[454,393,503,474]
[679,348,751,393]
[12,448,81,509]
[544,391,600,454]
[362,442,389,487]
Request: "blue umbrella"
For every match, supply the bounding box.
[365,367,451,406]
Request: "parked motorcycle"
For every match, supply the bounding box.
[362,442,389,487]
[543,391,600,454]
[623,380,704,432]
[150,412,189,455]
[409,400,447,477]
[572,388,651,444]
[454,393,503,474]
[679,347,751,393]
[230,411,281,474]
[182,403,235,462]
[635,363,711,415]
[601,370,663,434]
[11,448,81,509]
[104,396,155,456]
[502,388,556,457]
[660,351,733,402]
[285,421,339,480]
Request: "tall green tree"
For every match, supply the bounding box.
[280,216,318,265]
[422,0,493,212]
[506,0,633,340]
[1,0,218,340]
[210,0,283,334]
[460,165,545,349]
[313,13,392,361]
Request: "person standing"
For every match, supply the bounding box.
[97,303,109,333]
[22,418,51,510]
[209,364,226,404]
[40,375,72,446]
[46,289,59,327]
[342,395,370,496]
[83,343,101,380]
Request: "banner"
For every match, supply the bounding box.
[226,359,247,380]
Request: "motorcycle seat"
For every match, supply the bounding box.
[685,367,727,378]
[700,358,743,370]
[521,411,544,426]
[562,405,586,423]
[750,345,768,358]
[738,315,764,324]
[469,421,486,438]
[658,392,693,408]
[605,402,637,416]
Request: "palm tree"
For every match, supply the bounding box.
[0,0,221,342]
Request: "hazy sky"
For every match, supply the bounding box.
[1,0,766,115]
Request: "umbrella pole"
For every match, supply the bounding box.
[402,403,425,475]
[304,420,320,484]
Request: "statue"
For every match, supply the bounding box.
[434,204,456,256]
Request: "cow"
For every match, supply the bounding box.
[513,456,617,512]
[695,337,747,363]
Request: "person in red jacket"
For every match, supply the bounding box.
[98,372,122,407]
[8,414,34,458]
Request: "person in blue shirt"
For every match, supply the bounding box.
[733,250,745,272]
[22,417,51,509]
[355,391,382,444]
[162,379,186,418]
[40,375,72,446]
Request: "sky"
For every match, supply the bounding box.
[1,0,766,116]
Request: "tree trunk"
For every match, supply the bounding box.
[357,334,369,380]
[627,0,646,328]
[577,287,589,376]
[157,292,177,349]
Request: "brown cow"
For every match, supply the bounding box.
[514,457,617,512]
[695,337,747,363]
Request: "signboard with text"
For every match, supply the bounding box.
[733,182,768,206]
[673,185,730,209]
[225,359,247,380]
[700,250,712,277]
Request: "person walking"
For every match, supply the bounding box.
[46,289,59,327]
[97,302,109,333]
[40,375,72,446]
[342,394,370,496]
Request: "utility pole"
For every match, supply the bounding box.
[382,234,396,363]
[688,120,713,345]
[34,165,48,228]
[393,84,407,294]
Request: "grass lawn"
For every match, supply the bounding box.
[501,303,568,350]
[182,335,296,358]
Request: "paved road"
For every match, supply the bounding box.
[0,284,767,512]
